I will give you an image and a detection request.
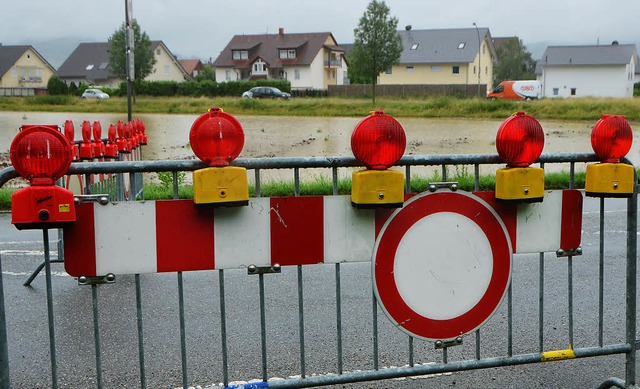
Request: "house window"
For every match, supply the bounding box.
[225,70,232,81]
[458,42,466,49]
[406,66,414,72]
[99,62,108,70]
[553,88,559,96]
[452,66,460,74]
[431,66,441,72]
[294,69,300,80]
[385,67,392,74]
[86,64,94,70]
[233,50,249,60]
[253,60,266,73]
[164,65,170,75]
[156,49,161,56]
[571,88,577,96]
[411,43,419,50]
[473,65,476,74]
[279,49,296,59]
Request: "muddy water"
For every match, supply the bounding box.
[1,111,638,174]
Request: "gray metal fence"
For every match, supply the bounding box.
[0,152,637,388]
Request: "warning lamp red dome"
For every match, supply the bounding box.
[189,107,245,167]
[590,114,633,163]
[351,110,406,170]
[10,126,73,185]
[495,112,545,167]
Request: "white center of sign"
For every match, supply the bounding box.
[393,211,493,320]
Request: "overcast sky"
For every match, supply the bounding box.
[2,0,639,65]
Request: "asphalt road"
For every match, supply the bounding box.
[0,195,637,389]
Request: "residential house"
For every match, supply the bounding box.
[536,43,637,98]
[180,59,204,78]
[0,45,56,95]
[213,28,347,90]
[57,41,191,88]
[378,27,496,93]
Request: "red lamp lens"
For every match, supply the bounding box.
[590,114,632,163]
[351,111,406,170]
[189,108,244,167]
[495,112,544,167]
[10,126,73,184]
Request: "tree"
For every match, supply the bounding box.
[493,38,536,85]
[194,65,216,82]
[349,0,402,104]
[47,75,68,95]
[107,20,156,82]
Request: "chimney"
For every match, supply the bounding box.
[279,28,284,36]
[405,25,412,31]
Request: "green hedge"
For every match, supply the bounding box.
[117,79,292,97]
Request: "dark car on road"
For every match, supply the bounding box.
[242,87,291,99]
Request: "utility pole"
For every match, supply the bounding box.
[125,0,134,122]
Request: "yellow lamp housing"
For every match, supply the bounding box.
[193,166,249,206]
[351,169,404,208]
[585,162,634,198]
[495,166,544,202]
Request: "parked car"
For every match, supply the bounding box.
[82,88,110,100]
[242,87,291,99]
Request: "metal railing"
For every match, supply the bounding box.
[0,152,637,388]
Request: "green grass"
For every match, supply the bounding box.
[2,95,640,122]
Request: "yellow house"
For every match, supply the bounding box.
[378,27,496,94]
[0,45,56,94]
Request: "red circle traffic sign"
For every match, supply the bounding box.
[372,190,512,341]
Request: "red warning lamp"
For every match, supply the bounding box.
[585,114,634,197]
[495,112,545,202]
[10,125,76,229]
[190,108,248,206]
[350,110,406,208]
[92,121,105,157]
[138,119,148,145]
[79,120,95,160]
[64,120,79,161]
[104,124,118,159]
[116,120,130,154]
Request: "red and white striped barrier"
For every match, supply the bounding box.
[63,190,582,277]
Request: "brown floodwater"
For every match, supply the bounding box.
[1,111,638,177]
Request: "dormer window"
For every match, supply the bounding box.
[279,49,296,59]
[232,50,249,60]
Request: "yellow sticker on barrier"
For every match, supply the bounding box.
[541,348,576,362]
[59,204,71,213]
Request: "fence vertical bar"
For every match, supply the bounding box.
[408,336,414,367]
[0,255,10,389]
[259,273,268,382]
[43,229,58,389]
[335,263,343,374]
[405,165,411,194]
[539,252,545,352]
[178,272,188,389]
[255,169,261,198]
[332,167,338,196]
[507,281,513,357]
[135,274,146,389]
[475,330,481,360]
[297,266,306,378]
[92,285,103,389]
[598,197,605,347]
[625,187,637,385]
[294,168,300,197]
[172,172,179,200]
[372,292,379,371]
[474,164,480,192]
[568,256,574,347]
[219,270,229,387]
[441,165,447,181]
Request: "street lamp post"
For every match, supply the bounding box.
[473,22,481,97]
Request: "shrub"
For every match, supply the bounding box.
[47,75,68,95]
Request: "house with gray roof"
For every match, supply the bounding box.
[212,28,347,90]
[0,45,56,95]
[536,43,638,98]
[58,41,190,88]
[378,27,496,94]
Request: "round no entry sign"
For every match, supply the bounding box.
[372,190,512,341]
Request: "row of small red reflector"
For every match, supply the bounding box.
[10,119,147,185]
